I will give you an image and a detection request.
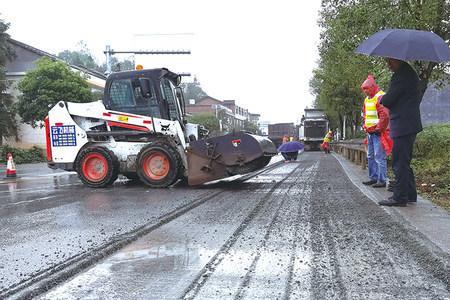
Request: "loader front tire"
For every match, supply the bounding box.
[75,146,119,188]
[137,142,181,188]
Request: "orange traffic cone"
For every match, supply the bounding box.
[6,152,17,178]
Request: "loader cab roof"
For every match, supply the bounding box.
[106,68,181,86]
[102,68,183,122]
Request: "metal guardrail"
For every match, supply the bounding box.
[331,142,367,169]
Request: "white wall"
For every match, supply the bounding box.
[5,124,46,148]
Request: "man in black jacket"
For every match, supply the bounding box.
[379,58,422,207]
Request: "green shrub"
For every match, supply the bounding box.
[412,124,450,212]
[0,145,45,164]
[414,124,450,159]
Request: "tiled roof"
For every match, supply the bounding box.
[7,38,107,80]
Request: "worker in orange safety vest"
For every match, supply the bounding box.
[321,130,333,154]
[361,75,393,188]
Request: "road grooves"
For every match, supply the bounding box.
[234,163,318,300]
[4,161,284,300]
[181,162,303,300]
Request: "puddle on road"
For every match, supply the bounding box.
[41,235,214,299]
[0,174,80,196]
[0,174,175,212]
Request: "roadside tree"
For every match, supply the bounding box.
[16,58,92,127]
[0,18,17,144]
[180,77,208,102]
[188,113,221,136]
[57,41,98,70]
[243,120,260,134]
[98,56,135,73]
[311,0,450,138]
[58,41,135,73]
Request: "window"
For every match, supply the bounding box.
[131,79,156,108]
[160,79,181,121]
[110,80,135,107]
[133,85,147,106]
[109,78,161,118]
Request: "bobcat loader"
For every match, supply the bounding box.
[45,68,277,188]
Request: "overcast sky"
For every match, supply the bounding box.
[2,0,321,124]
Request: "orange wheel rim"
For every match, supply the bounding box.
[142,152,170,180]
[82,153,108,182]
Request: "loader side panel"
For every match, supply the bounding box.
[47,101,89,166]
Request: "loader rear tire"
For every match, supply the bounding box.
[75,146,119,188]
[137,141,182,188]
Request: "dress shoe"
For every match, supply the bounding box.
[388,196,416,202]
[378,199,407,207]
[372,182,386,188]
[363,179,377,185]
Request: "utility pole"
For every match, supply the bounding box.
[103,45,191,75]
[343,115,347,140]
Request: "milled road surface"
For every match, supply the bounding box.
[1,153,450,299]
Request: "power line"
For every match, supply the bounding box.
[104,45,191,75]
[133,33,195,37]
[105,50,191,55]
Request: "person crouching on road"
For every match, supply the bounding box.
[321,130,333,154]
[361,75,392,188]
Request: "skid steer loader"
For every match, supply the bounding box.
[45,68,277,188]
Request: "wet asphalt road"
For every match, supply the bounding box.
[1,153,450,299]
[0,166,223,298]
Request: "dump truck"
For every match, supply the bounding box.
[45,68,277,188]
[267,123,297,147]
[299,109,329,151]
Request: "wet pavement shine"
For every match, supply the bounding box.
[1,153,450,299]
[0,170,220,296]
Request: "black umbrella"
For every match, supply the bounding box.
[355,29,450,62]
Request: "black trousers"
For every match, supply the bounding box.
[392,133,417,202]
[281,152,298,161]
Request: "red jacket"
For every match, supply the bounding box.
[362,94,393,155]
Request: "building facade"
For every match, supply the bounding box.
[249,113,261,126]
[258,120,270,136]
[223,100,249,130]
[185,96,260,133]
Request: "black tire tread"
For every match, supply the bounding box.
[75,146,119,188]
[136,140,182,188]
